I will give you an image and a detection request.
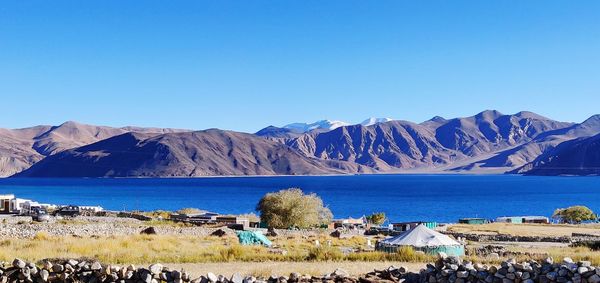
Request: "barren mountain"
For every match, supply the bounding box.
[0,121,188,176]
[454,114,599,171]
[287,120,462,171]
[4,111,600,177]
[285,111,573,171]
[513,132,600,176]
[15,130,372,177]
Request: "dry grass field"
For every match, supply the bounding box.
[0,232,432,264]
[447,223,600,237]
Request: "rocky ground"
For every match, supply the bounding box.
[0,216,227,239]
[2,255,598,283]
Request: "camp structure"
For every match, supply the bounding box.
[376,224,464,256]
[236,231,272,247]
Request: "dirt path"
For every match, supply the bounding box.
[163,261,425,277]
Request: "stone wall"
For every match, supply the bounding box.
[1,256,598,283]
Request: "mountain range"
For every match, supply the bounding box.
[3,111,599,177]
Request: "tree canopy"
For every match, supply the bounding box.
[256,188,333,229]
[552,206,597,224]
[366,212,386,225]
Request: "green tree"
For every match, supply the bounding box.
[552,206,597,224]
[366,212,386,225]
[256,188,333,229]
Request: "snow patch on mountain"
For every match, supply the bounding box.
[361,117,393,126]
[283,120,350,133]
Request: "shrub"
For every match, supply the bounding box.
[366,212,386,225]
[552,206,597,224]
[307,245,343,261]
[176,208,203,215]
[256,188,333,229]
[33,232,50,241]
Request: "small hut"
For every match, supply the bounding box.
[376,224,464,256]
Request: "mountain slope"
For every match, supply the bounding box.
[286,111,573,171]
[15,130,372,177]
[514,133,600,176]
[0,121,189,176]
[453,114,598,170]
[287,120,462,170]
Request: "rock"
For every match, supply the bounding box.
[581,261,592,267]
[489,253,500,260]
[39,269,49,282]
[211,229,227,237]
[456,271,469,278]
[545,257,555,265]
[173,270,182,279]
[141,227,157,235]
[149,264,163,275]
[91,262,102,271]
[589,274,600,283]
[547,272,558,281]
[564,258,574,264]
[579,267,589,274]
[67,259,79,266]
[438,252,448,259]
[330,230,342,238]
[52,265,64,273]
[12,258,26,269]
[289,273,300,282]
[333,268,349,278]
[266,228,278,237]
[231,273,244,283]
[207,272,218,283]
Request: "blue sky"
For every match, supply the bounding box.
[1,1,599,132]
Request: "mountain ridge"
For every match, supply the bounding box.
[4,110,599,177]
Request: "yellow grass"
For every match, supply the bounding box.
[447,223,600,237]
[0,233,433,264]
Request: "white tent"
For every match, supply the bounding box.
[378,224,464,255]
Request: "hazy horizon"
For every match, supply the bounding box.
[1,1,599,132]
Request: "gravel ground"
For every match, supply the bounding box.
[164,262,424,277]
[0,215,225,239]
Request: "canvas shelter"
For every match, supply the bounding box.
[236,231,272,247]
[377,224,464,256]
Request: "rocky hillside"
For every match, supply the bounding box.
[15,130,371,177]
[5,110,600,177]
[284,111,573,171]
[513,132,600,176]
[0,121,186,177]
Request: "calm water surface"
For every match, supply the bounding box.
[0,175,598,222]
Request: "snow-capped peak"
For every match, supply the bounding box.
[283,120,350,133]
[361,117,393,126]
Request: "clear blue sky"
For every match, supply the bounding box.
[1,1,599,132]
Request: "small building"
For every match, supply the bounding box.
[496,216,523,224]
[392,221,438,232]
[522,216,550,224]
[0,194,16,214]
[331,216,367,229]
[496,216,549,224]
[216,216,250,230]
[377,224,464,256]
[458,218,488,225]
[171,211,220,223]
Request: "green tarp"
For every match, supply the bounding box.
[236,231,272,246]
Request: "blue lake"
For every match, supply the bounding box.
[0,175,599,223]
